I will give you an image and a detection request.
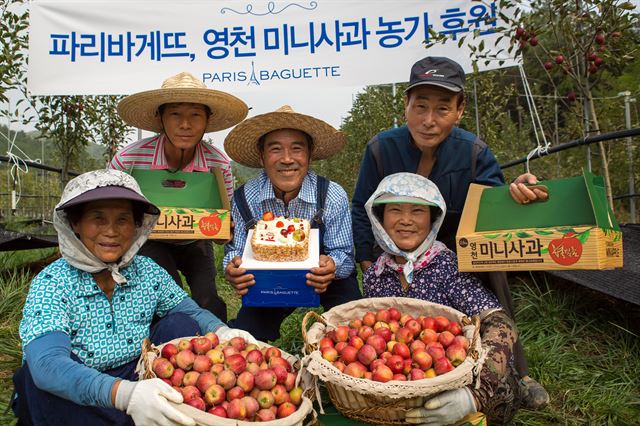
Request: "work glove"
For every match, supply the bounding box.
[216,325,259,344]
[405,387,477,426]
[115,378,195,426]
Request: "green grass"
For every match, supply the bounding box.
[0,248,639,425]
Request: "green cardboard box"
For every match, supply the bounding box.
[131,169,230,240]
[456,169,623,271]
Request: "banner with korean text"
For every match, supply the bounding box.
[28,0,519,95]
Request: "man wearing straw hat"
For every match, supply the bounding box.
[222,105,361,341]
[110,72,248,322]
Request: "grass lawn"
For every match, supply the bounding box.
[0,245,638,425]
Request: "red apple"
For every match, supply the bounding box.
[321,347,339,362]
[446,344,467,366]
[192,354,213,373]
[255,369,277,390]
[272,365,288,384]
[182,371,200,387]
[186,396,206,411]
[420,316,436,331]
[208,405,227,417]
[392,342,410,359]
[242,396,259,418]
[410,340,426,353]
[340,345,358,364]
[246,349,263,365]
[434,357,455,375]
[216,369,237,390]
[264,347,281,362]
[393,373,407,381]
[388,307,401,322]
[277,401,297,418]
[358,326,374,341]
[161,343,178,360]
[319,337,334,350]
[349,318,362,329]
[181,385,200,402]
[204,331,219,348]
[169,368,185,387]
[410,368,426,381]
[439,331,455,348]
[386,355,405,374]
[191,336,213,355]
[225,354,247,374]
[227,386,245,402]
[405,320,421,337]
[366,335,387,355]
[271,384,289,405]
[152,357,174,379]
[177,339,192,352]
[375,309,390,323]
[447,322,462,336]
[399,314,414,326]
[227,398,247,419]
[289,387,303,406]
[362,312,376,327]
[334,326,350,342]
[269,356,292,372]
[411,349,433,370]
[426,342,445,361]
[204,384,226,406]
[349,336,364,350]
[395,327,414,344]
[257,389,275,408]
[357,344,378,366]
[175,349,196,370]
[206,348,224,364]
[372,365,393,382]
[256,408,276,421]
[344,362,367,378]
[434,316,450,332]
[453,335,469,351]
[237,371,255,393]
[196,371,218,393]
[374,327,392,342]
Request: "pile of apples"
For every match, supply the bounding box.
[152,332,304,421]
[319,308,470,382]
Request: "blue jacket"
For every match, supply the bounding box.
[351,125,505,262]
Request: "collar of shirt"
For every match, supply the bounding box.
[151,134,209,172]
[256,170,317,207]
[74,264,137,297]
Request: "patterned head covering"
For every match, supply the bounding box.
[365,173,447,283]
[53,169,159,284]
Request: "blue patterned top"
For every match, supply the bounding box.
[363,250,501,316]
[20,256,187,371]
[223,170,355,278]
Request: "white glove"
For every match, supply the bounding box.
[216,325,259,344]
[405,387,477,426]
[115,379,195,426]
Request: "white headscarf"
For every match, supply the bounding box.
[365,172,447,283]
[53,169,159,284]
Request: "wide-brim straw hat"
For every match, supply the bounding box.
[117,72,248,133]
[224,105,347,168]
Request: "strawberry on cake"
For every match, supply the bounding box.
[251,212,310,261]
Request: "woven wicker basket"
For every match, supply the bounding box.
[138,336,316,426]
[301,297,482,426]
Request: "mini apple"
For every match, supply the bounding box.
[447,322,462,336]
[216,369,237,390]
[224,354,247,374]
[344,362,367,378]
[395,327,414,344]
[208,405,227,417]
[319,337,334,350]
[181,385,200,402]
[169,368,185,387]
[161,343,178,360]
[242,396,259,418]
[196,371,218,393]
[362,312,376,327]
[392,342,410,359]
[434,357,455,375]
[204,384,226,406]
[182,371,200,387]
[206,348,224,364]
[191,336,212,355]
[204,331,220,348]
[340,345,358,364]
[405,319,421,337]
[399,314,414,327]
[152,357,174,379]
[272,365,288,384]
[264,347,281,362]
[257,389,275,408]
[256,408,276,421]
[175,349,196,370]
[370,358,386,372]
[254,369,277,390]
[365,335,387,355]
[446,344,467,366]
[226,398,247,420]
[426,342,445,361]
[246,349,263,364]
[410,368,426,380]
[374,327,392,342]
[420,316,436,331]
[237,371,255,392]
[438,331,455,348]
[192,354,213,373]
[349,318,363,329]
[372,365,393,383]
[349,336,364,350]
[321,347,339,362]
[269,356,292,372]
[453,335,469,351]
[334,325,350,342]
[289,387,303,406]
[386,355,404,374]
[357,344,378,366]
[186,396,206,411]
[334,341,348,354]
[358,326,374,341]
[375,309,390,323]
[410,340,426,353]
[277,401,297,418]
[227,386,245,402]
[177,339,192,352]
[412,349,433,370]
[388,307,401,322]
[271,384,289,405]
[434,316,450,332]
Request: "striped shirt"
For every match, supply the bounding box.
[223,170,355,279]
[109,134,234,200]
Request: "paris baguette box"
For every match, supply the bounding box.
[131,169,230,240]
[241,229,321,308]
[456,169,623,271]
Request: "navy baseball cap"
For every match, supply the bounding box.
[405,57,466,93]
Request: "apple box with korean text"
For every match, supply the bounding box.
[131,169,230,240]
[456,169,623,271]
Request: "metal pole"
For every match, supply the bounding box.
[473,78,480,137]
[392,83,398,128]
[621,91,636,222]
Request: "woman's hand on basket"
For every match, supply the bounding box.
[405,387,477,426]
[224,256,255,295]
[216,325,259,344]
[114,378,195,426]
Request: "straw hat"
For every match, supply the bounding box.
[224,105,347,168]
[117,72,248,133]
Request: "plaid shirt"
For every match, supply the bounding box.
[223,170,355,279]
[109,134,233,200]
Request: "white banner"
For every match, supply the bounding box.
[28,0,518,95]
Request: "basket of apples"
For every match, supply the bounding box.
[301,297,482,425]
[139,332,315,425]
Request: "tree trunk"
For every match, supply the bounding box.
[586,90,614,211]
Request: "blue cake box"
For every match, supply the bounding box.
[241,229,320,308]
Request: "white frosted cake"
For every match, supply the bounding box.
[251,214,310,261]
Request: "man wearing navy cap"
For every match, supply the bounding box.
[351,56,549,412]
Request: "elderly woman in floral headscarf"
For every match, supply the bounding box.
[12,169,253,426]
[364,173,521,426]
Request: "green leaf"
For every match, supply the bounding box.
[176,209,187,214]
[576,230,590,245]
[541,247,548,254]
[516,232,531,238]
[483,233,501,239]
[191,208,203,214]
[534,230,554,236]
[557,228,576,234]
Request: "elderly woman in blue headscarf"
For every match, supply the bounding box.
[12,169,253,426]
[363,172,521,425]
